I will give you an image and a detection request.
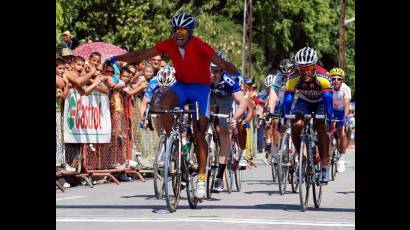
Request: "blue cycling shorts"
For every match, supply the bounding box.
[292,99,324,115]
[168,82,211,119]
[333,110,345,128]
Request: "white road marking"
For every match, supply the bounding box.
[56,196,87,201]
[56,217,355,227]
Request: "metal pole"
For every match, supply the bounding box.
[248,0,252,79]
[241,0,247,75]
[338,0,346,70]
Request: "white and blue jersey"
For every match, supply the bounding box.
[211,72,241,97]
[143,77,160,102]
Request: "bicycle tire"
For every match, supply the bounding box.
[330,138,338,181]
[235,168,242,192]
[282,135,291,194]
[206,132,218,199]
[224,169,231,193]
[185,141,198,208]
[164,133,182,212]
[153,134,166,199]
[298,139,309,211]
[312,153,323,208]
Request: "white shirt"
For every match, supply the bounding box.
[333,83,351,111]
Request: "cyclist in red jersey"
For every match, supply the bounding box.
[109,13,240,199]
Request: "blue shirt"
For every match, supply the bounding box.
[143,77,160,101]
[257,90,269,103]
[211,72,241,97]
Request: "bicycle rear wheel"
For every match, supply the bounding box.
[164,133,182,212]
[298,139,309,211]
[206,133,218,199]
[330,138,339,181]
[185,142,198,208]
[153,134,166,199]
[312,150,323,208]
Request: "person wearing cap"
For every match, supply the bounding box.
[108,12,240,199]
[61,31,73,49]
[61,48,75,69]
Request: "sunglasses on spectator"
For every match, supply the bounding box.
[332,77,343,82]
[298,64,316,74]
[150,58,161,62]
[173,27,189,35]
[105,70,114,74]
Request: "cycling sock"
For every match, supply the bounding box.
[321,157,330,169]
[198,173,206,182]
[217,164,227,179]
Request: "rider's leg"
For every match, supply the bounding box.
[216,126,230,178]
[336,122,348,172]
[158,89,181,134]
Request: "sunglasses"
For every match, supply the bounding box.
[298,64,316,74]
[173,27,189,35]
[105,70,114,74]
[332,77,343,82]
[210,67,221,73]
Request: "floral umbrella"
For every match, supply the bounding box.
[72,42,127,61]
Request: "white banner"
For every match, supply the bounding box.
[63,89,111,143]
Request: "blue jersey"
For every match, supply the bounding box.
[211,72,241,97]
[257,90,269,104]
[143,77,160,101]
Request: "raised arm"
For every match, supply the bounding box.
[115,48,160,64]
[210,54,240,76]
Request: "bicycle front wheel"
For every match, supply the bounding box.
[164,133,182,212]
[312,151,323,208]
[153,134,166,199]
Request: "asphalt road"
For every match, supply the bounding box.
[56,146,355,230]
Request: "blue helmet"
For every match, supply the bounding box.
[171,13,197,30]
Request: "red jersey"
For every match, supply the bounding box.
[154,36,216,85]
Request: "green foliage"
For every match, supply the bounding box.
[57,0,355,95]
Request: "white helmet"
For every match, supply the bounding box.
[157,65,176,87]
[264,74,274,88]
[211,50,228,67]
[294,47,318,66]
[170,13,197,30]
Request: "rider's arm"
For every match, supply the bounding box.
[268,88,279,113]
[210,54,240,76]
[282,91,294,115]
[322,90,334,120]
[232,91,248,121]
[140,96,151,119]
[115,48,160,64]
[244,99,255,122]
[66,68,96,87]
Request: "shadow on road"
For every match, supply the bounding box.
[56,203,354,213]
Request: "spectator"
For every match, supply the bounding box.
[60,31,75,50]
[56,58,69,175]
[143,63,154,82]
[61,48,75,70]
[347,110,355,147]
[148,55,162,76]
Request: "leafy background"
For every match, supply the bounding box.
[56,0,355,97]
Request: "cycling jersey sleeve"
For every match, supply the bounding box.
[283,91,294,115]
[143,78,159,101]
[322,91,334,120]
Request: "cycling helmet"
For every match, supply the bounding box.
[329,67,345,78]
[170,13,197,30]
[157,65,176,87]
[211,49,228,67]
[264,74,274,88]
[294,47,318,66]
[279,58,296,75]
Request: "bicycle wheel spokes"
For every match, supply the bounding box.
[154,134,166,199]
[164,133,182,212]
